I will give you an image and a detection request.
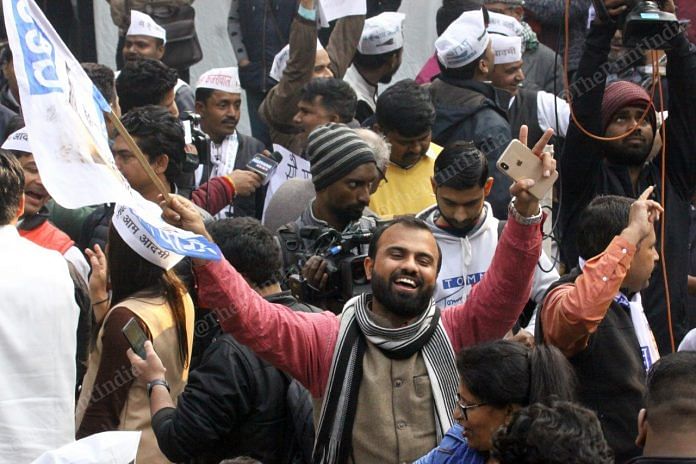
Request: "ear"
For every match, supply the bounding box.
[635,408,648,448]
[372,123,383,135]
[194,101,205,114]
[363,255,374,282]
[329,113,341,123]
[16,193,25,220]
[156,45,165,60]
[431,176,437,194]
[483,177,494,196]
[153,154,169,175]
[513,6,525,21]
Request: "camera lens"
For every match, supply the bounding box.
[500,162,509,170]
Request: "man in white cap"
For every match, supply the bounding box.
[194,67,266,220]
[344,12,406,123]
[259,0,364,155]
[489,33,569,145]
[485,7,564,94]
[430,9,513,220]
[121,10,195,118]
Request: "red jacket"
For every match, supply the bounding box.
[194,212,542,398]
[19,220,73,255]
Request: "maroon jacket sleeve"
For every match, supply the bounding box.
[194,258,340,398]
[190,176,234,216]
[442,212,543,353]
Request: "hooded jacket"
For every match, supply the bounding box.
[429,77,513,219]
[418,202,558,317]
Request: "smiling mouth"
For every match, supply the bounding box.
[393,276,419,291]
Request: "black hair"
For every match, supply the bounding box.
[120,105,185,184]
[576,195,633,260]
[206,217,283,288]
[368,216,442,272]
[195,87,215,104]
[436,0,485,35]
[437,51,486,81]
[0,151,24,225]
[352,49,401,70]
[644,352,696,431]
[82,62,116,104]
[491,401,614,464]
[107,224,189,367]
[376,79,435,137]
[300,78,357,124]
[434,141,488,189]
[116,57,177,114]
[457,340,576,407]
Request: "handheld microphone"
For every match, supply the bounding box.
[246,151,284,185]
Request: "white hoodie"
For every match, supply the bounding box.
[418,202,559,331]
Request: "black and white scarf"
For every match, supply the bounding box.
[312,294,459,464]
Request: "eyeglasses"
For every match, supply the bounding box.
[456,396,488,421]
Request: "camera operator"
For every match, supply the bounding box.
[189,67,267,220]
[277,124,379,313]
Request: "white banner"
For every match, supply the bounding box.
[3,0,131,209]
[318,0,367,27]
[262,144,312,221]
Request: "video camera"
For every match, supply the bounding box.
[592,0,679,49]
[281,225,373,303]
[180,111,210,173]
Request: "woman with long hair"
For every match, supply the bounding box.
[76,222,194,463]
[415,340,577,464]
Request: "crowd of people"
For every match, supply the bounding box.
[1,0,696,463]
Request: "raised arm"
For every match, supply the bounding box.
[327,14,365,78]
[161,195,338,397]
[663,24,696,200]
[443,127,553,352]
[259,0,318,131]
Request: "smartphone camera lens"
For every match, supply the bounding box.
[500,162,509,170]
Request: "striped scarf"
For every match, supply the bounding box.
[312,294,459,464]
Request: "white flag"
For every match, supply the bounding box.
[3,0,222,262]
[3,0,131,209]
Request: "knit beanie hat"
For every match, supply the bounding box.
[601,81,656,133]
[307,124,376,191]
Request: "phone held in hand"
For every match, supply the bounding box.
[122,317,148,360]
[496,139,558,200]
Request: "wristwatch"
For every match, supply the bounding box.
[147,379,170,398]
[509,198,543,225]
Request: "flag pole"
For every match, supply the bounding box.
[106,111,171,201]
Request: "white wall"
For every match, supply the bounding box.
[94,0,440,133]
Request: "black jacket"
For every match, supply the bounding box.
[151,291,319,464]
[430,77,513,219]
[539,268,645,463]
[558,23,696,353]
[233,0,297,94]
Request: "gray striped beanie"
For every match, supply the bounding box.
[307,123,376,191]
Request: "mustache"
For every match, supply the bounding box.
[221,118,238,125]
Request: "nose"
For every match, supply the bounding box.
[357,185,370,206]
[292,111,303,125]
[453,404,464,422]
[322,68,334,79]
[454,207,470,224]
[516,68,525,83]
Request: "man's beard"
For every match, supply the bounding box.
[371,269,434,319]
[334,204,365,224]
[604,137,652,167]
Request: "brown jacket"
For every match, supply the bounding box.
[259,13,364,155]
